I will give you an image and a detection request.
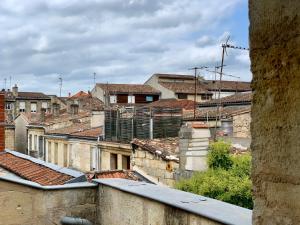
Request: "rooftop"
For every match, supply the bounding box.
[5,91,51,100]
[147,98,195,110]
[96,83,160,94]
[199,92,252,107]
[206,80,251,92]
[0,150,83,186]
[132,138,179,162]
[159,81,210,94]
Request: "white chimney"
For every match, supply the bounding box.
[91,110,105,128]
[179,122,211,171]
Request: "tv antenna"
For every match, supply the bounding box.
[59,75,62,97]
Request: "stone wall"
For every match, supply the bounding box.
[233,112,251,138]
[250,0,300,224]
[0,180,97,225]
[133,148,179,186]
[5,126,15,150]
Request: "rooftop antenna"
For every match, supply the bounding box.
[213,36,249,141]
[93,72,96,86]
[9,76,11,89]
[188,66,209,120]
[59,75,62,97]
[4,78,7,90]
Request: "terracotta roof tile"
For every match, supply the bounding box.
[131,138,179,162]
[0,152,73,185]
[71,127,103,138]
[88,170,140,181]
[96,83,160,94]
[47,122,91,135]
[148,99,195,110]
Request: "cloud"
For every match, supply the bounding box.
[0,0,250,95]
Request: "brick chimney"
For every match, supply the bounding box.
[40,108,46,122]
[0,92,5,151]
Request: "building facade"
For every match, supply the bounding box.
[92,83,160,105]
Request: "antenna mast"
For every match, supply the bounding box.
[59,75,62,97]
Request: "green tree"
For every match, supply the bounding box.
[176,141,253,209]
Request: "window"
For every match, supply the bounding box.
[34,135,37,151]
[122,155,130,170]
[48,142,52,163]
[178,93,188,99]
[109,95,117,104]
[5,103,12,110]
[63,144,68,167]
[54,143,58,165]
[42,102,48,109]
[19,101,25,112]
[31,103,37,113]
[146,96,153,102]
[39,136,43,158]
[201,95,211,101]
[90,147,100,171]
[110,153,118,170]
[128,95,135,103]
[29,134,32,151]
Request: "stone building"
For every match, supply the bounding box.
[92,83,160,105]
[5,84,51,120]
[44,125,131,172]
[232,108,251,138]
[131,138,179,186]
[145,73,251,101]
[5,124,15,150]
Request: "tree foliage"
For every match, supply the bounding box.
[176,141,253,209]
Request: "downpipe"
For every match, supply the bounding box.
[61,216,93,225]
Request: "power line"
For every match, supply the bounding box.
[188,66,209,119]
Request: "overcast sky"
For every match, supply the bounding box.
[0,0,250,96]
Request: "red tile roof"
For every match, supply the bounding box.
[0,152,73,185]
[70,91,89,99]
[155,73,195,80]
[71,127,103,138]
[131,138,179,162]
[96,83,160,94]
[88,170,140,181]
[47,122,91,135]
[148,99,195,110]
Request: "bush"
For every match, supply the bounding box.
[176,169,253,209]
[176,141,253,209]
[208,141,233,170]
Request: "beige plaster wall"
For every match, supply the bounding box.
[133,148,179,187]
[97,184,222,225]
[0,180,97,225]
[250,0,300,224]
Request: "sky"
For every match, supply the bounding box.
[0,0,250,96]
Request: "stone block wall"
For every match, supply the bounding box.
[133,148,179,187]
[250,0,300,224]
[5,127,15,150]
[233,112,251,138]
[0,180,97,225]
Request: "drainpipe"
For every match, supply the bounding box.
[60,216,92,225]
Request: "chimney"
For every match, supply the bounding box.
[12,84,18,97]
[178,122,211,172]
[68,92,71,97]
[70,104,79,115]
[0,92,5,151]
[91,110,105,128]
[52,103,60,117]
[40,108,46,122]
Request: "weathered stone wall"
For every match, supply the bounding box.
[133,148,179,187]
[250,0,300,224]
[97,184,222,225]
[5,127,15,150]
[233,112,251,138]
[0,180,97,225]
